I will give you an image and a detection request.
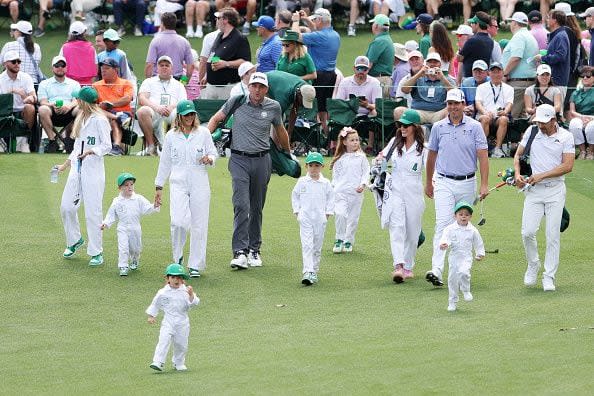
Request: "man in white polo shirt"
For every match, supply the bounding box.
[513,104,574,292]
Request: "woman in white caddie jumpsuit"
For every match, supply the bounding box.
[57,86,111,266]
[155,100,217,278]
[377,109,426,284]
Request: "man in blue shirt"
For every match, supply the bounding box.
[253,15,282,73]
[460,60,490,117]
[424,88,489,287]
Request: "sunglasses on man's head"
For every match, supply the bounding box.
[9,59,21,64]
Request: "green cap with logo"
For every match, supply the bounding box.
[177,99,196,116]
[305,152,324,165]
[454,201,473,214]
[117,172,136,187]
[72,86,98,104]
[398,109,421,125]
[165,263,189,279]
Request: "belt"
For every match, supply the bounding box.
[231,149,269,158]
[508,78,535,81]
[438,172,475,180]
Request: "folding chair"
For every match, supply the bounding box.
[0,93,31,153]
[373,98,404,148]
[326,96,360,142]
[288,99,323,156]
[194,98,228,156]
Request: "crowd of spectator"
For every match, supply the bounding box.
[1,1,594,160]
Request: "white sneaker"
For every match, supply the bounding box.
[230,251,248,269]
[119,267,129,276]
[248,250,262,267]
[347,24,356,36]
[149,362,163,371]
[524,263,539,286]
[185,28,194,38]
[242,22,250,35]
[542,276,556,291]
[195,26,203,38]
[355,16,365,24]
[174,364,188,371]
[463,291,473,302]
[491,147,505,158]
[447,303,457,312]
[134,27,142,37]
[136,145,156,156]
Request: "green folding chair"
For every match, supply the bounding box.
[0,94,30,153]
[288,99,323,156]
[193,99,226,125]
[373,98,404,147]
[326,97,360,142]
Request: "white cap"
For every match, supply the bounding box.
[249,72,268,87]
[554,2,574,17]
[425,52,442,64]
[452,24,473,35]
[537,64,552,75]
[3,50,20,62]
[69,21,87,35]
[533,104,556,122]
[299,84,316,109]
[579,7,594,18]
[52,55,67,66]
[393,43,408,61]
[214,11,222,18]
[354,55,370,68]
[10,20,33,35]
[407,50,423,61]
[157,55,172,64]
[446,89,465,102]
[405,40,419,52]
[472,60,488,70]
[238,61,256,78]
[506,12,529,24]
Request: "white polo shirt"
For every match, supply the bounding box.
[138,76,187,107]
[0,70,34,112]
[520,125,574,182]
[475,80,514,114]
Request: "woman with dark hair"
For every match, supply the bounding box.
[524,64,563,120]
[429,21,455,76]
[568,66,594,159]
[276,30,316,83]
[1,20,43,88]
[376,109,426,284]
[59,21,97,86]
[564,13,583,108]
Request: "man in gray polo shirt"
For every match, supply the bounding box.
[424,88,490,287]
[208,72,290,269]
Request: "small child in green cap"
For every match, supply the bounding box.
[101,172,159,276]
[147,263,199,372]
[292,152,335,285]
[439,201,485,312]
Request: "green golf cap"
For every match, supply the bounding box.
[370,14,390,26]
[398,109,421,125]
[305,152,324,165]
[72,86,98,104]
[454,201,473,214]
[117,172,136,187]
[177,100,196,116]
[165,263,189,279]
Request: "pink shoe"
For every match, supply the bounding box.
[403,269,414,279]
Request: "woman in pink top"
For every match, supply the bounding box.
[60,21,98,86]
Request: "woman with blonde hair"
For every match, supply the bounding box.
[276,30,317,83]
[55,87,111,266]
[155,100,217,278]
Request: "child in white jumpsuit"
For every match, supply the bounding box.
[292,152,334,286]
[101,173,160,276]
[155,100,217,278]
[377,109,426,283]
[147,263,199,372]
[439,201,485,312]
[330,127,369,254]
[56,87,111,266]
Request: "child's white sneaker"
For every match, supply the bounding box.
[174,364,188,371]
[130,259,139,270]
[119,267,129,276]
[332,239,343,253]
[150,362,163,371]
[342,241,353,252]
[447,303,457,312]
[463,291,473,301]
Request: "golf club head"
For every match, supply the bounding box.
[478,218,486,226]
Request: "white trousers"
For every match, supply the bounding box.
[431,176,476,279]
[387,189,425,270]
[568,118,594,145]
[70,0,102,14]
[334,192,363,244]
[521,181,565,280]
[447,252,473,304]
[299,217,327,274]
[154,0,184,26]
[152,320,190,367]
[170,174,210,271]
[60,166,105,256]
[117,226,141,268]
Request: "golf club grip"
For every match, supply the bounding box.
[485,249,499,253]
[78,141,84,172]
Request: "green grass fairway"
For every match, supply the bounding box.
[1,154,593,394]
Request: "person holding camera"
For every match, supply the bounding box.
[394,52,455,126]
[513,104,574,292]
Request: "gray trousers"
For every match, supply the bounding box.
[229,153,272,253]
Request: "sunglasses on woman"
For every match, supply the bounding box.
[582,74,593,78]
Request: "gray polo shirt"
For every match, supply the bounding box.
[428,115,488,176]
[222,96,283,152]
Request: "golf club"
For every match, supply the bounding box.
[478,199,485,226]
[485,249,499,254]
[73,141,84,205]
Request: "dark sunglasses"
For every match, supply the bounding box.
[397,123,414,128]
[355,66,369,72]
[582,74,593,78]
[10,59,21,64]
[281,43,293,47]
[53,63,66,68]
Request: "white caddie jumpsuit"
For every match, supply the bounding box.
[102,193,159,269]
[155,126,217,271]
[332,151,370,245]
[380,138,426,271]
[440,221,485,304]
[520,126,574,282]
[60,113,111,257]
[146,284,200,367]
[292,174,335,274]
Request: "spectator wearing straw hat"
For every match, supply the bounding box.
[366,14,394,98]
[390,43,410,99]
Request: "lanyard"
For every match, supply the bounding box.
[490,82,502,106]
[160,79,170,93]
